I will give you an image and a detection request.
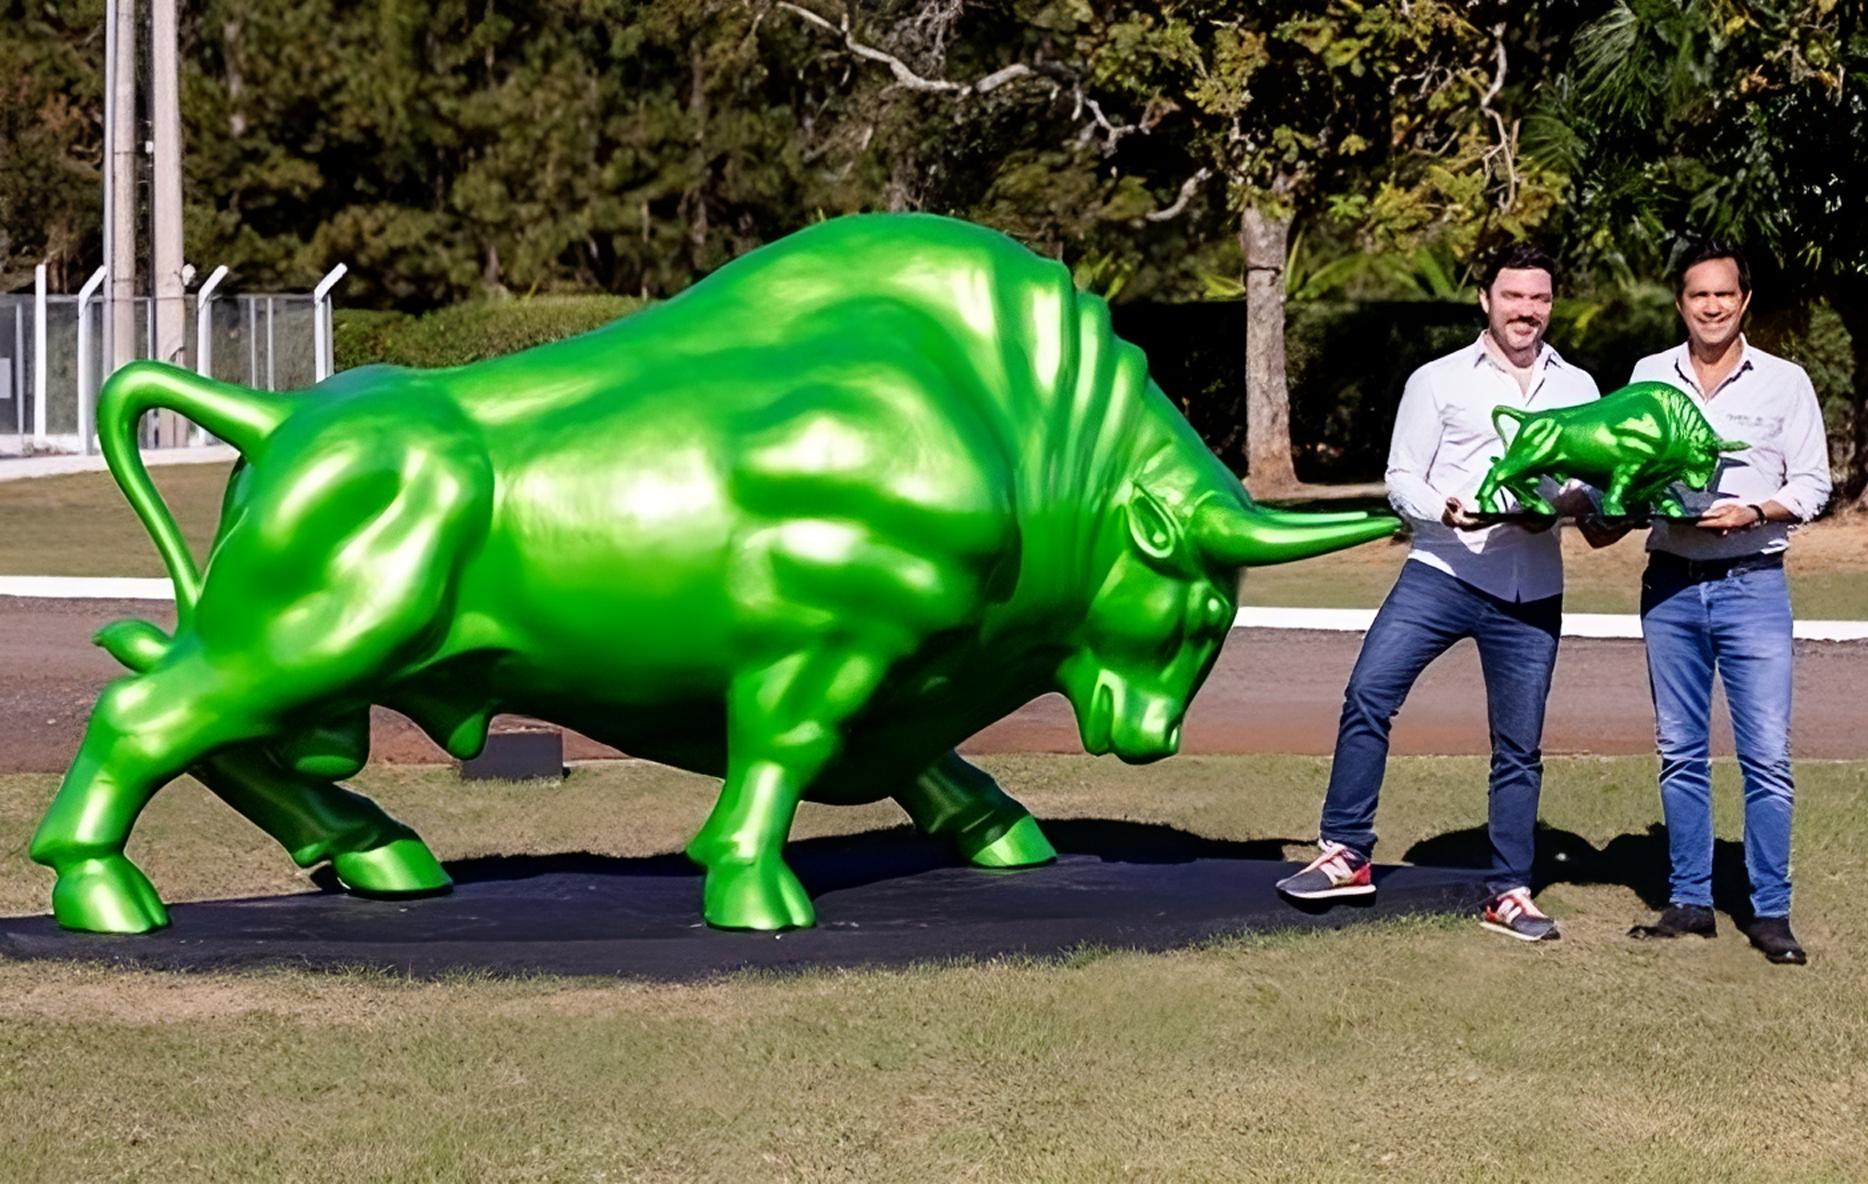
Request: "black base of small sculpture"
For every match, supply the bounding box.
[0,824,1490,981]
[1469,511,1704,526]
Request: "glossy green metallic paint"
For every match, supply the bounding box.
[31,213,1399,934]
[1477,381,1746,517]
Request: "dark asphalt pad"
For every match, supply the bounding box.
[0,822,1490,981]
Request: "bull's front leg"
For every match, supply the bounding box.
[1474,465,1513,515]
[688,648,894,930]
[1630,477,1687,517]
[1600,467,1638,517]
[897,751,1057,868]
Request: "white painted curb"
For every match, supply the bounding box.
[4,577,1864,642]
[0,445,238,483]
[1231,605,1868,643]
[0,576,178,599]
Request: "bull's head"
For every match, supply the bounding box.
[1059,485,1399,763]
[1680,434,1749,491]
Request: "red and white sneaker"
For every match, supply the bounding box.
[1480,887,1560,942]
[1275,841,1374,900]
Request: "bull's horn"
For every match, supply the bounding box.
[1246,506,1383,527]
[1194,497,1401,568]
[1715,437,1748,452]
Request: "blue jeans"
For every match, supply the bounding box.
[1640,559,1796,918]
[1321,561,1561,894]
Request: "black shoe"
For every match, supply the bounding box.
[1746,916,1808,965]
[1628,904,1717,940]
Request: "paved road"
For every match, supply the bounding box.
[5,596,1866,774]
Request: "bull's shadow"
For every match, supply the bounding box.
[310,819,1302,900]
[1404,823,1755,923]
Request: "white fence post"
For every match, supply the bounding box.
[194,264,229,378]
[312,263,347,382]
[33,263,48,446]
[189,264,231,445]
[76,266,109,456]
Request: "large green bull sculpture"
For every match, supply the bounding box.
[1476,381,1745,517]
[31,213,1398,934]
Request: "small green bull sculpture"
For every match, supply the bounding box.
[31,213,1400,935]
[1476,381,1745,517]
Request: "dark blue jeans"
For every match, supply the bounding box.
[1321,561,1562,893]
[1640,560,1795,918]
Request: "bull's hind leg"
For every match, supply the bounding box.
[33,432,486,932]
[30,655,291,933]
[93,619,449,899]
[896,750,1056,868]
[190,745,449,897]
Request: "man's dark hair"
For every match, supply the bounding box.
[1670,238,1752,295]
[1479,243,1559,293]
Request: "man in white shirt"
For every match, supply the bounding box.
[1614,241,1830,965]
[1276,244,1599,942]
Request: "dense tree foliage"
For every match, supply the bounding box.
[3,0,1861,491]
[1535,0,1867,499]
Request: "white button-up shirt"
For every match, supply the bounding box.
[1386,336,1600,602]
[1629,338,1831,560]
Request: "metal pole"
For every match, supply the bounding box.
[312,263,347,381]
[150,0,186,446]
[76,266,109,456]
[33,263,48,445]
[265,296,275,391]
[246,295,257,387]
[108,0,138,379]
[101,0,115,377]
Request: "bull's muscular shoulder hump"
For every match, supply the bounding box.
[690,213,1072,338]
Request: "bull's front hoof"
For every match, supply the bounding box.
[50,855,171,934]
[961,815,1057,869]
[332,838,453,898]
[701,859,816,930]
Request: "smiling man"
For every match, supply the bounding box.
[1622,240,1832,964]
[1275,243,1599,942]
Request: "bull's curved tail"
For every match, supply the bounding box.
[1490,404,1529,443]
[98,361,294,630]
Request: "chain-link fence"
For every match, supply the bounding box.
[0,287,327,456]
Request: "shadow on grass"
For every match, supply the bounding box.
[1403,822,1755,924]
[311,819,1305,899]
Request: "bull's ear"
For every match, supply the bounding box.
[1715,437,1748,453]
[1125,485,1182,562]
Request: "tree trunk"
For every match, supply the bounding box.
[684,44,710,273]
[1240,205,1298,491]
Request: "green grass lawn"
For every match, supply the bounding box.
[4,754,1866,1182]
[7,463,1867,617]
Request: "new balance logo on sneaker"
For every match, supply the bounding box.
[1275,841,1375,900]
[1480,886,1560,942]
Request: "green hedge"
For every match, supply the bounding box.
[334,294,646,369]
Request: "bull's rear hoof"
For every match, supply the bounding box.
[702,859,815,931]
[962,815,1057,869]
[51,855,171,934]
[332,838,452,898]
